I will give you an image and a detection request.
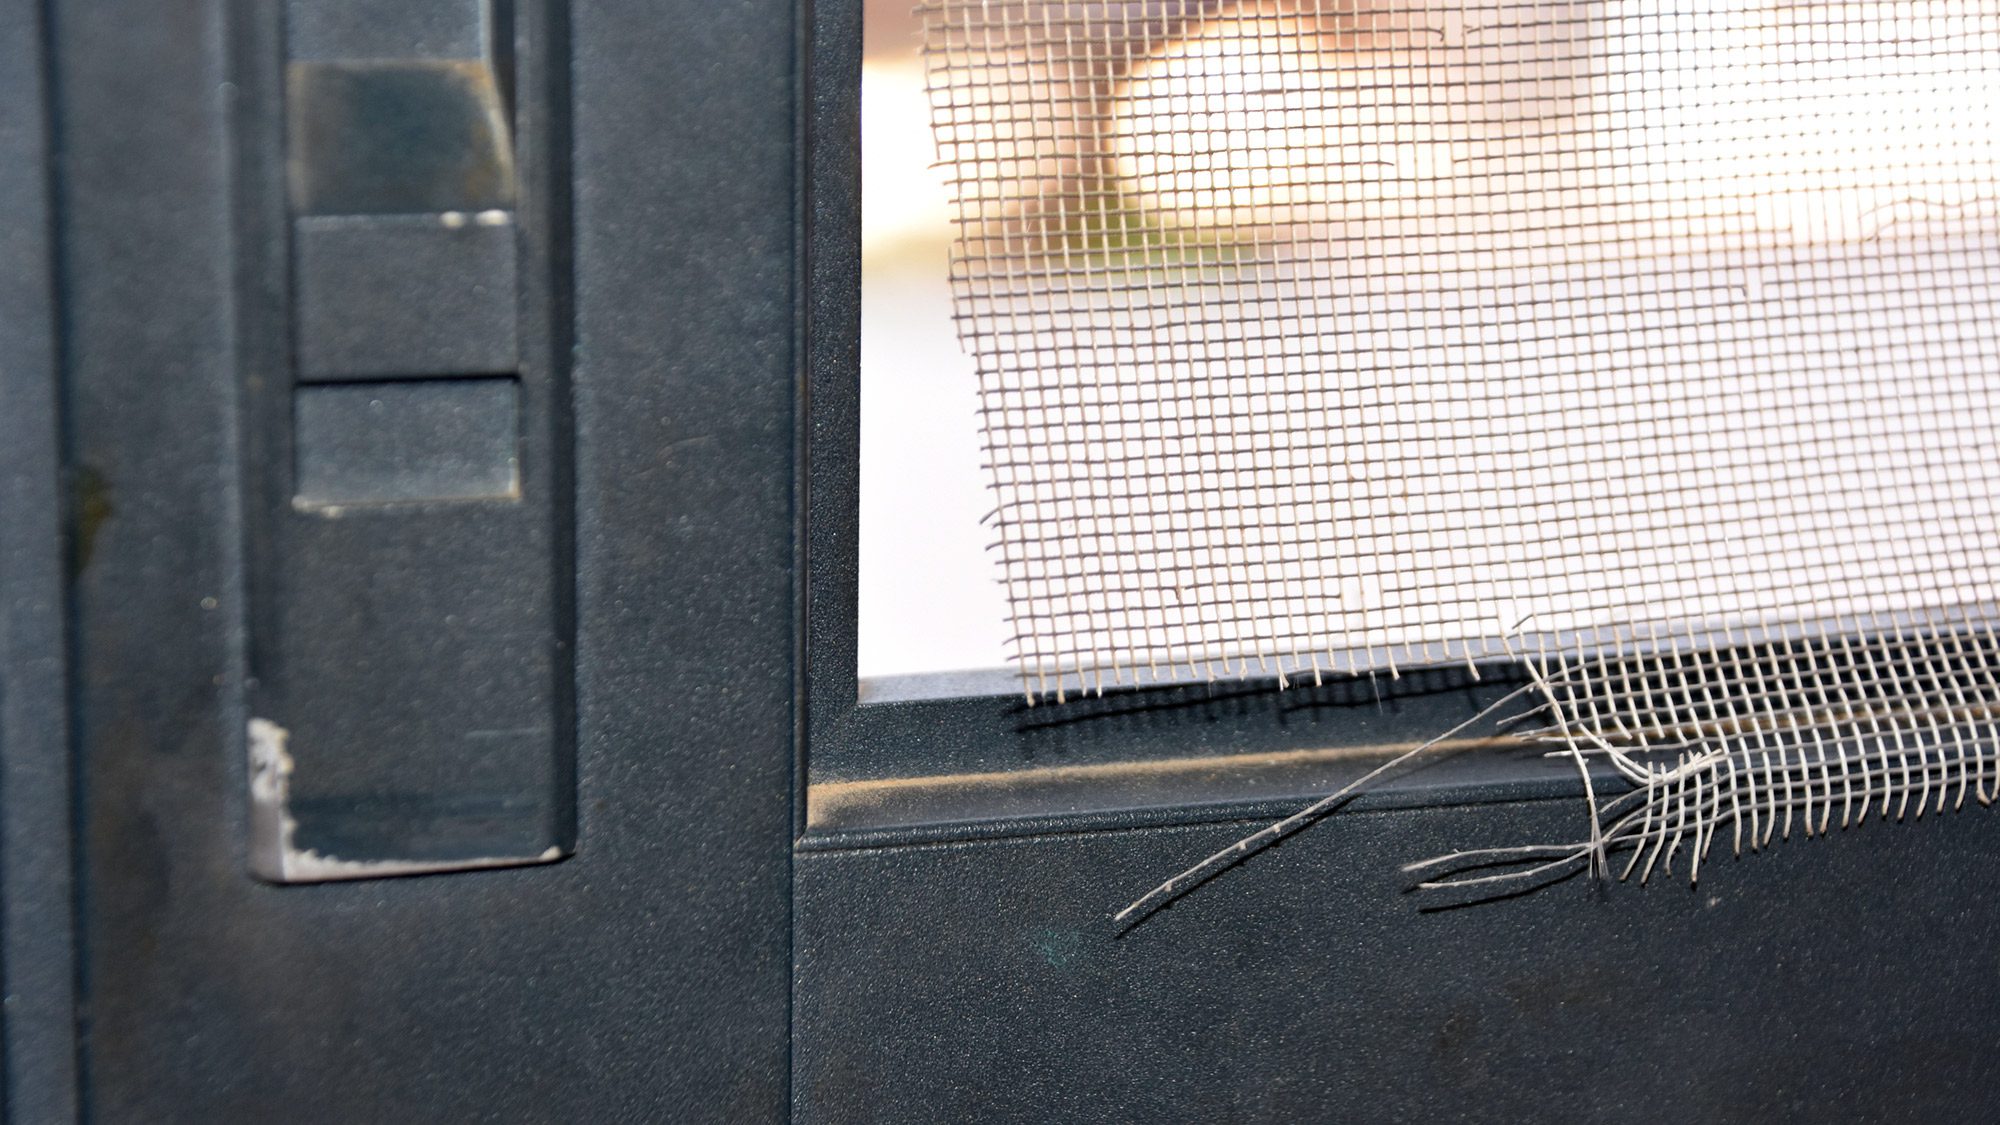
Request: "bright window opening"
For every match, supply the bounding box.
[860,0,2000,701]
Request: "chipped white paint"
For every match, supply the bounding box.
[246,717,565,884]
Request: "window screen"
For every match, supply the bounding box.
[901,0,2000,712]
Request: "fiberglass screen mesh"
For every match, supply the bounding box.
[918,0,2000,707]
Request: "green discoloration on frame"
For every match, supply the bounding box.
[71,464,113,579]
[1030,925,1085,970]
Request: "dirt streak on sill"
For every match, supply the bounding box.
[807,734,1526,829]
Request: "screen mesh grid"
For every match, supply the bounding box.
[918,0,2000,719]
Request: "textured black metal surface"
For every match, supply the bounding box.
[289,59,516,215]
[286,0,488,61]
[797,799,2000,1123]
[57,0,792,1116]
[258,485,567,869]
[0,0,79,1116]
[293,215,520,378]
[293,377,520,505]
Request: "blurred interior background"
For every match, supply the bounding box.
[859,0,1012,680]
